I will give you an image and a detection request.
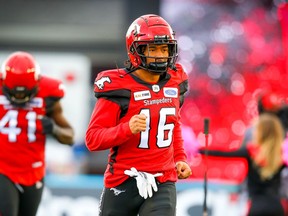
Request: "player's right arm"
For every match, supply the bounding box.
[129,113,147,134]
[85,98,135,151]
[86,69,148,151]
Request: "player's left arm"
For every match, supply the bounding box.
[173,121,192,179]
[39,77,74,145]
[45,100,74,145]
[173,63,191,179]
[176,161,192,179]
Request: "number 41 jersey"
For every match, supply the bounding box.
[86,63,189,188]
[0,75,64,186]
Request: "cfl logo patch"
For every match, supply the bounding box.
[95,77,111,90]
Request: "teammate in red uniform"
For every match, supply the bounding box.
[0,51,74,216]
[86,14,192,216]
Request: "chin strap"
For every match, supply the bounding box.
[146,62,168,73]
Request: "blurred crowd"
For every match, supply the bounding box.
[161,0,288,181]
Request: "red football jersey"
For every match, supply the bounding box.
[0,75,64,186]
[86,64,189,188]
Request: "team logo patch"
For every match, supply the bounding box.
[95,76,111,90]
[163,87,178,98]
[134,90,151,101]
[110,188,126,196]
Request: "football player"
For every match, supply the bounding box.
[0,51,74,216]
[86,14,191,216]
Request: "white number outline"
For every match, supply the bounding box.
[0,110,37,142]
[138,107,176,149]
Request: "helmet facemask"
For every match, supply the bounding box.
[2,85,38,107]
[131,39,178,74]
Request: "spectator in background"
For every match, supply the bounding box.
[201,113,287,216]
[86,14,191,216]
[242,91,288,147]
[0,51,74,216]
[241,91,288,215]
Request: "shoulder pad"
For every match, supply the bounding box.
[175,63,188,82]
[170,63,189,98]
[39,75,65,98]
[94,69,131,99]
[168,63,188,84]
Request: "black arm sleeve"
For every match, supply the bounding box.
[179,80,188,107]
[45,97,61,116]
[95,89,131,118]
[200,148,249,158]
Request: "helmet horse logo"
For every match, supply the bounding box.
[95,76,111,90]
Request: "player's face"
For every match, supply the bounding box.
[144,44,169,65]
[14,92,26,100]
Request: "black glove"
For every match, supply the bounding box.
[40,116,55,134]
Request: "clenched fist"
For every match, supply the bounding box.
[129,114,147,134]
[176,161,192,179]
